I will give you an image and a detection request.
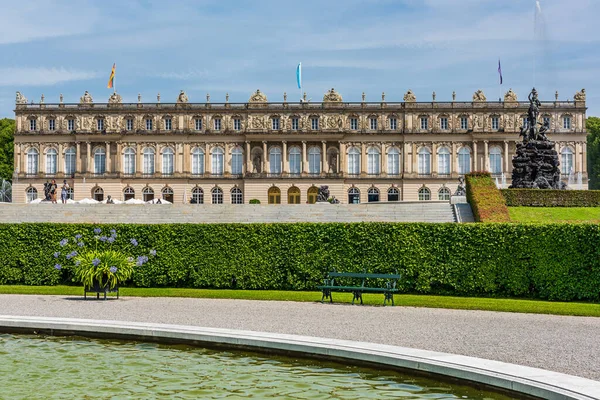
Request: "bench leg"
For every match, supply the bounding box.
[383,292,394,306]
[352,291,363,305]
[321,290,332,304]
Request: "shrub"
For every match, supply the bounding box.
[249,199,261,204]
[465,172,511,222]
[501,189,600,207]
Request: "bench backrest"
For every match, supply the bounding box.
[328,272,401,280]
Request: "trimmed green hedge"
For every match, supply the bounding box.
[1,223,599,301]
[501,189,600,207]
[465,172,511,222]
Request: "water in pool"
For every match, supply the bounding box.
[0,334,519,399]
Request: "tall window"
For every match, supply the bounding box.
[491,116,499,130]
[311,117,319,130]
[387,147,400,175]
[94,148,106,174]
[563,116,571,129]
[29,119,37,131]
[543,116,551,126]
[123,147,135,175]
[348,187,360,204]
[561,147,574,175]
[142,187,154,202]
[192,147,205,175]
[143,147,155,174]
[64,147,76,175]
[522,117,529,128]
[161,187,174,203]
[214,118,221,131]
[231,187,243,204]
[308,147,321,174]
[126,119,133,131]
[272,117,280,130]
[438,147,450,175]
[440,117,448,130]
[195,118,203,131]
[234,118,241,131]
[458,147,471,175]
[162,148,174,175]
[348,147,360,175]
[438,187,451,201]
[231,147,243,175]
[67,119,75,131]
[370,118,378,130]
[307,186,318,204]
[212,147,224,175]
[291,117,299,130]
[288,187,301,204]
[46,148,57,174]
[420,117,428,130]
[48,119,56,131]
[489,147,502,175]
[389,117,397,130]
[269,147,282,174]
[191,187,204,204]
[165,118,172,130]
[146,118,153,130]
[418,187,431,201]
[460,116,468,130]
[388,187,400,202]
[26,187,38,203]
[350,118,358,130]
[418,148,431,175]
[268,187,281,204]
[367,147,380,175]
[97,119,104,131]
[289,147,301,174]
[27,148,38,174]
[367,187,380,202]
[123,187,135,201]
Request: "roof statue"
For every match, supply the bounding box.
[574,88,586,102]
[177,90,189,104]
[504,88,518,102]
[79,91,93,104]
[108,92,122,104]
[249,89,268,103]
[15,91,27,105]
[403,89,416,102]
[323,88,342,103]
[472,89,486,102]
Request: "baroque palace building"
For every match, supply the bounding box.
[12,87,588,204]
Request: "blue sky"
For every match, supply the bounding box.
[0,0,598,117]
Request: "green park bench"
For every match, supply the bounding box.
[317,270,401,306]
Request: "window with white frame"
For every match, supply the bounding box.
[97,119,104,131]
[94,148,106,174]
[389,117,397,130]
[191,187,203,204]
[234,118,241,131]
[418,148,431,175]
[27,148,38,174]
[350,118,358,130]
[126,118,134,131]
[48,119,55,131]
[68,119,75,131]
[440,117,448,130]
[143,147,155,174]
[289,147,301,174]
[367,146,380,175]
[272,117,280,130]
[367,187,380,202]
[192,147,205,175]
[123,187,135,201]
[387,187,400,201]
[491,116,499,130]
[348,187,360,204]
[489,146,502,174]
[438,187,451,201]
[142,187,154,202]
[387,147,400,175]
[29,119,37,131]
[123,147,135,175]
[458,147,471,175]
[64,147,76,175]
[291,117,299,130]
[26,187,38,203]
[347,147,360,175]
[165,118,172,130]
[308,147,321,174]
[162,148,174,175]
[543,116,551,126]
[195,118,203,131]
[563,116,571,129]
[146,118,153,130]
[211,187,223,204]
[561,147,574,175]
[161,187,174,202]
[214,118,221,131]
[522,116,529,128]
[460,116,468,130]
[231,147,243,175]
[311,117,319,130]
[418,187,431,201]
[231,187,243,204]
[437,147,450,175]
[370,118,378,130]
[269,147,282,174]
[46,148,57,174]
[420,117,429,130]
[212,147,224,175]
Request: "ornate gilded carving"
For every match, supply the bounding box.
[323,88,342,102]
[473,89,486,102]
[574,88,586,102]
[248,89,268,103]
[403,90,416,102]
[16,91,27,105]
[79,91,93,104]
[504,88,518,102]
[108,92,122,104]
[177,90,189,104]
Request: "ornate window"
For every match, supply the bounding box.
[26,148,39,174]
[48,119,56,131]
[269,147,282,174]
[64,147,76,175]
[268,186,281,204]
[367,187,380,202]
[439,117,448,130]
[561,147,574,175]
[307,186,318,204]
[97,119,104,131]
[491,116,500,130]
[370,117,378,130]
[418,187,431,201]
[348,187,360,204]
[191,187,204,204]
[420,116,429,130]
[387,147,400,176]
[195,118,203,131]
[66,187,74,200]
[272,117,280,130]
[143,147,155,175]
[162,148,174,175]
[126,118,134,131]
[387,187,400,202]
[347,147,360,175]
[93,187,104,202]
[543,116,551,127]
[311,117,319,130]
[522,116,529,128]
[350,118,358,130]
[192,147,205,175]
[289,147,301,174]
[489,146,502,175]
[231,187,243,204]
[94,148,106,175]
[233,118,241,131]
[367,146,380,175]
[438,187,451,201]
[308,146,321,174]
[291,117,299,130]
[123,187,135,201]
[288,186,301,204]
[142,186,154,202]
[418,147,431,175]
[164,118,172,131]
[231,146,243,175]
[437,147,450,175]
[29,119,37,131]
[563,116,572,129]
[26,187,38,203]
[389,117,397,130]
[214,118,222,131]
[458,147,471,175]
[460,116,468,130]
[146,118,153,130]
[123,147,135,175]
[67,118,75,131]
[161,186,174,203]
[212,147,224,175]
[46,148,57,175]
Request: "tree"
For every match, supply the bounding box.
[587,117,600,190]
[0,118,15,182]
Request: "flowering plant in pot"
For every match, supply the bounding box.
[53,228,155,293]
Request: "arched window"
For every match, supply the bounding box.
[46,148,57,175]
[348,187,360,204]
[64,147,76,176]
[212,147,224,175]
[268,186,281,204]
[231,187,243,204]
[387,187,400,202]
[289,147,301,174]
[438,187,451,201]
[162,186,174,203]
[162,148,174,176]
[191,187,204,204]
[367,147,380,175]
[307,186,318,204]
[231,147,243,175]
[308,146,321,174]
[26,148,39,175]
[269,147,282,174]
[211,187,223,204]
[387,147,400,176]
[142,186,154,202]
[437,147,450,175]
[94,148,106,175]
[489,146,502,175]
[561,147,574,175]
[26,187,38,203]
[93,187,104,202]
[192,147,205,175]
[458,147,471,175]
[367,187,380,202]
[347,147,360,175]
[288,186,301,204]
[123,147,135,175]
[418,187,431,201]
[66,187,74,200]
[123,187,135,201]
[143,147,155,175]
[418,148,431,175]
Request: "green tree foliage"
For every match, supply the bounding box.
[587,117,600,189]
[0,118,15,182]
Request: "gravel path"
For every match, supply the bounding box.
[1,295,599,381]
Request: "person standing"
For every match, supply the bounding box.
[50,180,58,204]
[61,180,69,204]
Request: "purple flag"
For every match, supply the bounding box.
[498,59,503,85]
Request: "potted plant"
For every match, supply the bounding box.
[53,228,156,299]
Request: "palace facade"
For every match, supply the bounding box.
[12,87,588,204]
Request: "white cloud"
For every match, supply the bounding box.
[0,67,100,87]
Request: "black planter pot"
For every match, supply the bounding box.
[84,280,119,300]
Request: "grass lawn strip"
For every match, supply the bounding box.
[1,286,599,317]
[508,207,600,223]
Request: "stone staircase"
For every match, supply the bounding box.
[0,202,472,224]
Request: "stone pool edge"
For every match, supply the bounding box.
[0,315,597,400]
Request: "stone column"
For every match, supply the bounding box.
[282,141,288,173]
[224,142,230,174]
[575,142,581,172]
[483,140,489,172]
[136,143,142,174]
[105,142,111,174]
[176,143,183,174]
[262,141,268,173]
[57,143,64,174]
[431,142,438,175]
[339,142,346,175]
[412,142,418,174]
[381,142,387,175]
[583,142,588,172]
[183,143,190,174]
[472,141,478,172]
[157,144,163,176]
[116,142,122,174]
[205,143,211,175]
[245,141,251,173]
[86,142,92,174]
[302,141,307,174]
[451,142,457,175]
[503,141,509,173]
[403,142,411,174]
[361,142,367,175]
[321,141,327,174]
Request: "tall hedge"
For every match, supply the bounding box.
[501,189,600,207]
[0,223,599,301]
[465,172,511,222]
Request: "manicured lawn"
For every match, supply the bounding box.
[508,207,600,223]
[1,285,599,317]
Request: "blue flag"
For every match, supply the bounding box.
[498,59,503,85]
[296,62,302,89]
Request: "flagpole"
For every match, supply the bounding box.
[113,63,116,94]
